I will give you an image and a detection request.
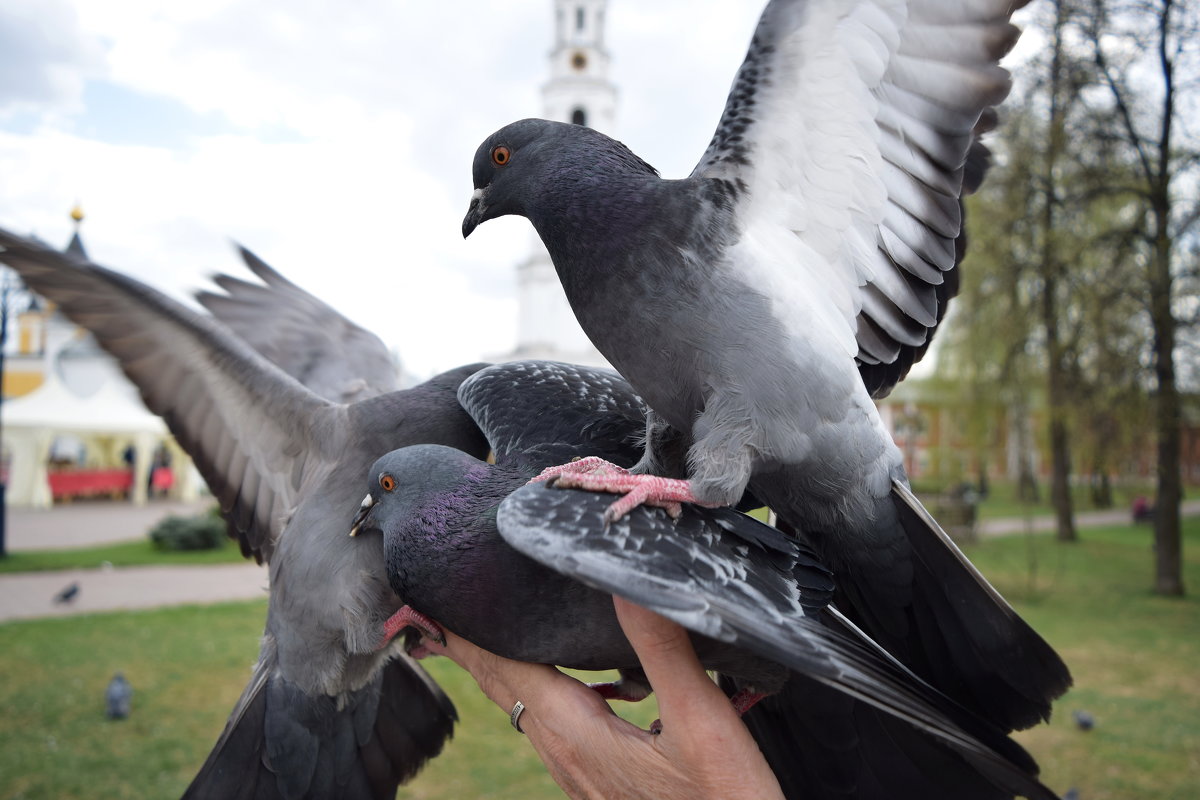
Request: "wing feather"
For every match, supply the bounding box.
[0,228,339,563]
[692,0,1025,396]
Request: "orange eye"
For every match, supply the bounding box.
[379,474,396,492]
[491,145,511,166]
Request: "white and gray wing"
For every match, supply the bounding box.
[197,246,400,403]
[694,0,1024,396]
[0,229,342,563]
[497,483,1056,799]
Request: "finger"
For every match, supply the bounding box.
[612,597,740,729]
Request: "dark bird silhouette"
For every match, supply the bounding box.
[463,0,1070,733]
[0,228,489,800]
[352,360,1057,800]
[106,672,133,719]
[53,582,80,604]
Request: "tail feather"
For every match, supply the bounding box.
[182,653,456,800]
[891,481,1072,730]
[723,669,1056,800]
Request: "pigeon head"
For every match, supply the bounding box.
[462,118,658,238]
[349,444,478,537]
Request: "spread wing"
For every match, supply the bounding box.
[456,360,648,468]
[0,228,342,563]
[197,246,400,403]
[498,483,1056,800]
[693,0,1025,396]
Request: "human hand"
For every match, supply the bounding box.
[421,597,784,800]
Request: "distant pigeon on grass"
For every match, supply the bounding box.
[53,582,80,604]
[1072,710,1096,731]
[0,228,489,799]
[351,361,1056,800]
[106,672,133,720]
[464,0,1070,733]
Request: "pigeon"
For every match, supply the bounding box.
[0,227,490,800]
[352,360,1057,800]
[463,0,1071,732]
[1072,710,1095,731]
[196,246,401,403]
[53,582,80,604]
[106,672,133,719]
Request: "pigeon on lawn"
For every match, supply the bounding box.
[351,361,1057,800]
[106,672,133,720]
[0,228,490,800]
[463,0,1070,732]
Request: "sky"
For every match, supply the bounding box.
[0,0,770,378]
[0,1,1041,380]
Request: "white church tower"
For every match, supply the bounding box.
[507,0,616,367]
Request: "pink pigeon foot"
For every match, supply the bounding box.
[552,470,713,524]
[729,689,767,716]
[587,680,653,704]
[528,456,630,485]
[378,605,445,651]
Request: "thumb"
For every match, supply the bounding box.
[612,596,739,728]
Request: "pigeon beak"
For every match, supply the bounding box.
[349,493,376,537]
[462,187,487,238]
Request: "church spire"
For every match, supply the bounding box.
[544,0,616,133]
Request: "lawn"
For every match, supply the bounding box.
[0,538,248,575]
[0,519,1195,799]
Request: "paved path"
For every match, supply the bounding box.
[1,498,1197,624]
[977,499,1200,537]
[4,498,213,550]
[0,563,267,622]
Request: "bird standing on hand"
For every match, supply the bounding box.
[463,0,1071,734]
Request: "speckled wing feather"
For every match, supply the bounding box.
[457,360,647,467]
[692,0,1026,395]
[497,483,1057,800]
[0,228,336,563]
[197,246,400,403]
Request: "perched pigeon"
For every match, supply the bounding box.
[53,582,80,604]
[0,228,489,800]
[106,672,133,720]
[352,361,1056,800]
[463,0,1070,732]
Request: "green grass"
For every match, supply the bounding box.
[0,538,249,574]
[961,518,1200,800]
[0,521,1195,799]
[914,477,1172,521]
[0,601,655,800]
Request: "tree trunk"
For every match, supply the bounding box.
[1151,200,1184,595]
[1043,0,1077,542]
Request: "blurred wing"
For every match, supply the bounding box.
[456,360,648,468]
[693,0,1024,396]
[197,246,400,403]
[0,229,341,562]
[497,483,1056,800]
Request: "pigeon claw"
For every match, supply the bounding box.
[729,688,767,716]
[379,605,445,651]
[551,471,700,524]
[528,456,630,485]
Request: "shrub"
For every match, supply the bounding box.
[148,511,226,551]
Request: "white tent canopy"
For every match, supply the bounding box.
[2,358,196,508]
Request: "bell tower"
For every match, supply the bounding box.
[506,1,616,367]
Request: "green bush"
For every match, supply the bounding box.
[148,511,226,551]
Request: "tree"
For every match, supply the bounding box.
[1084,0,1198,595]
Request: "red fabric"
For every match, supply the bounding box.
[48,469,134,499]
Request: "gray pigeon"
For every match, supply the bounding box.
[53,581,80,604]
[0,228,489,799]
[105,672,133,719]
[463,0,1070,732]
[196,246,401,403]
[352,361,1057,800]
